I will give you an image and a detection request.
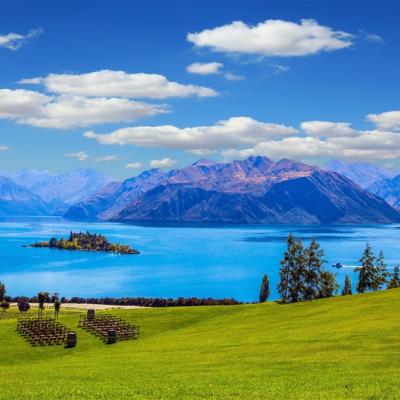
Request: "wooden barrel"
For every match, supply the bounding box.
[66,332,77,348]
[107,329,117,344]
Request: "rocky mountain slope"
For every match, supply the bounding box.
[65,156,400,224]
[0,176,49,216]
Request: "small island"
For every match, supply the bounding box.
[27,231,140,255]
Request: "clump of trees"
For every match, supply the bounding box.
[17,298,30,313]
[30,231,140,255]
[277,235,338,303]
[355,245,390,293]
[0,300,9,312]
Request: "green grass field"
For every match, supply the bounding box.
[1,290,399,400]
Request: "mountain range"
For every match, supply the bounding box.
[325,160,396,188]
[0,169,114,216]
[65,157,400,224]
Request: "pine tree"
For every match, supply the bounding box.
[388,266,400,289]
[259,274,270,303]
[278,234,296,303]
[288,238,307,303]
[304,239,326,300]
[317,270,339,298]
[355,244,376,293]
[374,251,389,290]
[342,274,352,295]
[0,281,5,301]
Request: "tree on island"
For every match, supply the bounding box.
[0,300,9,312]
[259,274,270,303]
[342,274,352,295]
[388,266,400,289]
[0,281,5,301]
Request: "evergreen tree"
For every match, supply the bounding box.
[342,274,352,295]
[0,281,5,301]
[355,244,376,293]
[317,270,339,298]
[278,234,296,303]
[288,238,307,303]
[374,251,389,290]
[259,274,270,303]
[304,239,326,300]
[388,266,400,289]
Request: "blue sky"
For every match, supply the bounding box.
[0,0,399,179]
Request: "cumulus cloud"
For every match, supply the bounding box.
[0,145,9,151]
[65,151,89,161]
[224,72,245,81]
[84,117,297,151]
[0,89,167,129]
[223,124,400,162]
[85,110,400,163]
[186,62,223,75]
[20,70,218,99]
[150,158,177,169]
[95,155,118,162]
[0,28,43,51]
[300,121,358,137]
[365,33,383,43]
[187,19,353,57]
[367,110,400,132]
[126,162,143,169]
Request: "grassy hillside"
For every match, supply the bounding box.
[1,290,399,400]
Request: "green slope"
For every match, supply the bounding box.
[1,290,400,400]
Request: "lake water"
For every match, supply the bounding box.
[0,217,399,302]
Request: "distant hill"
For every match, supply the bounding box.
[0,168,115,214]
[368,174,400,209]
[65,156,400,224]
[325,160,396,189]
[0,176,49,216]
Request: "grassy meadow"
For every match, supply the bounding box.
[1,290,399,399]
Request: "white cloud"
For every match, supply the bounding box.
[150,158,177,169]
[224,72,245,81]
[126,162,143,169]
[186,62,223,75]
[65,151,89,161]
[223,125,400,162]
[0,89,167,129]
[95,155,118,162]
[365,33,383,43]
[20,70,218,99]
[300,121,358,137]
[367,110,400,132]
[188,149,217,156]
[84,116,297,150]
[187,19,353,57]
[0,145,9,151]
[0,28,43,51]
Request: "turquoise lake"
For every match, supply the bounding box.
[0,217,399,301]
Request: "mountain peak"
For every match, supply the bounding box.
[192,159,217,167]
